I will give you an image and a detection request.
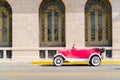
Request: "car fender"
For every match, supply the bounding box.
[88,53,101,61]
[54,54,66,60]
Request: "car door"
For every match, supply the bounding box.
[71,50,90,59]
[68,49,82,58]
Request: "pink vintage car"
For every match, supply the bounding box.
[53,45,105,66]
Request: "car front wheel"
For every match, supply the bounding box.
[90,56,101,66]
[53,56,63,66]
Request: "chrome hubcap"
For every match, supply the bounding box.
[56,59,61,64]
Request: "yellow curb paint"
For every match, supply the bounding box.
[31,61,89,65]
[102,61,120,64]
[31,61,120,65]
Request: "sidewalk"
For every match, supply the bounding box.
[31,60,120,65]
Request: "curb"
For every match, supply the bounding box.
[31,60,120,65]
[102,60,120,64]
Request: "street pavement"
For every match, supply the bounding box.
[0,63,120,80]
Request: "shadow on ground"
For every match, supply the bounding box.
[40,64,94,67]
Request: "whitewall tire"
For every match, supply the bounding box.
[90,56,101,66]
[53,56,63,66]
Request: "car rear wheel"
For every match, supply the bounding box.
[90,56,101,66]
[53,56,63,66]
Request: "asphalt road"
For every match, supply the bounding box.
[0,63,120,80]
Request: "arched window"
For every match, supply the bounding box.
[39,0,65,47]
[0,0,12,47]
[85,0,112,47]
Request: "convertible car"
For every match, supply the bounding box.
[53,45,105,66]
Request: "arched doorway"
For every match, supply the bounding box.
[39,0,65,47]
[85,0,112,47]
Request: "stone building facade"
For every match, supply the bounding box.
[0,0,120,62]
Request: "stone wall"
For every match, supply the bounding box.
[1,0,120,61]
